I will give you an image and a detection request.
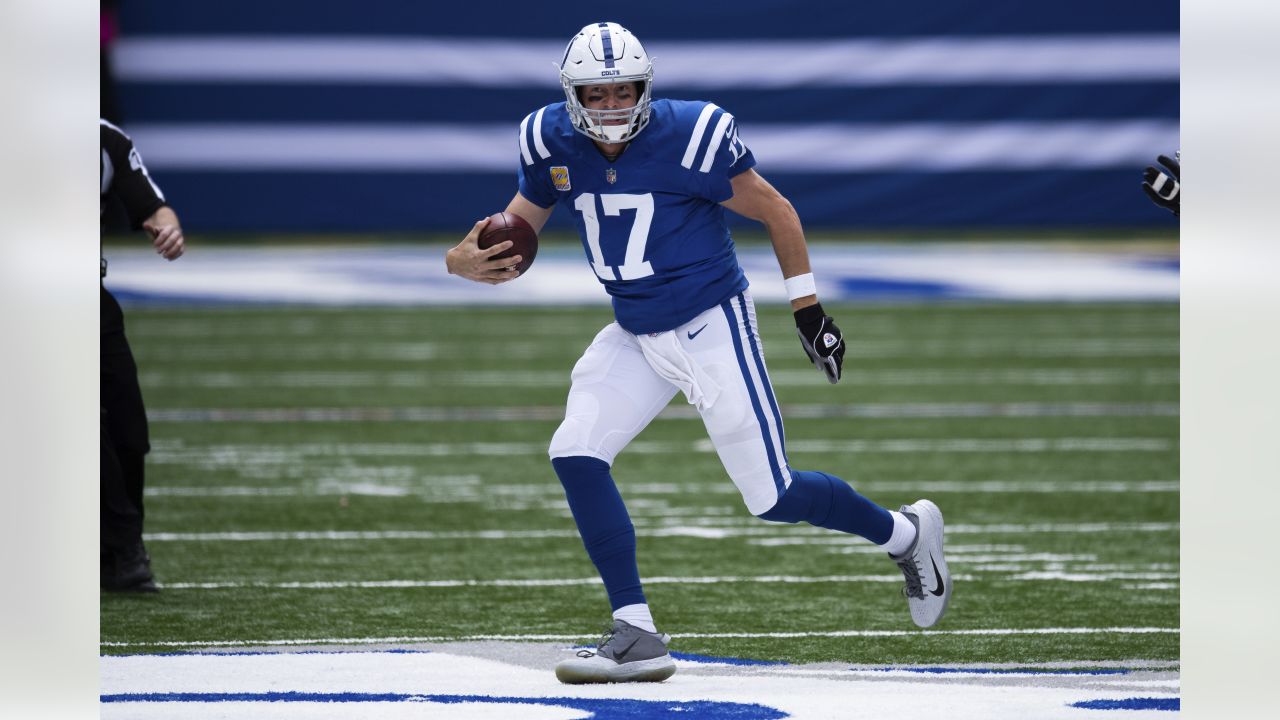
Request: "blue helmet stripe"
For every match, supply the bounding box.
[598,22,617,69]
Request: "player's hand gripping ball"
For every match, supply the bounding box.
[478,212,539,275]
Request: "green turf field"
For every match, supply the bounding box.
[100,302,1178,666]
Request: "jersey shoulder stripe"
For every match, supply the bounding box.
[699,111,736,173]
[672,101,737,174]
[520,104,563,166]
[679,102,721,169]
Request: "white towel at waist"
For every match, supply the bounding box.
[636,330,722,412]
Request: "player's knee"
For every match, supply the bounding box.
[548,416,609,463]
[550,454,611,481]
[755,470,836,526]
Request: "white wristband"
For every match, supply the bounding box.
[784,273,817,301]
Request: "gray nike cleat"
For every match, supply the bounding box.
[555,619,677,684]
[890,499,952,628]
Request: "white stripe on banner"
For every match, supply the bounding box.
[113,35,1178,85]
[124,121,1179,172]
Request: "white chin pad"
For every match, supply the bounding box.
[597,124,630,143]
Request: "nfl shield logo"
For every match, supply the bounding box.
[551,166,571,192]
[606,168,617,184]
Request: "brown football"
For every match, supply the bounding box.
[477,212,538,275]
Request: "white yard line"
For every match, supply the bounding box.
[147,437,1175,464]
[145,522,1178,543]
[100,626,1178,650]
[150,570,1178,591]
[145,402,1178,423]
[140,368,1179,389]
[157,575,923,590]
[144,478,1178,498]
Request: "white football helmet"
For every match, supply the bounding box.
[559,22,653,144]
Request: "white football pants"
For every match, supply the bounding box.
[549,291,790,515]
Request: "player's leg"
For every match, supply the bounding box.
[689,291,950,627]
[100,287,157,592]
[548,323,678,683]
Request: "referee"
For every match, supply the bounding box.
[100,119,185,592]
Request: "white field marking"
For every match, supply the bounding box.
[782,438,1173,453]
[958,563,1179,575]
[145,402,1179,424]
[946,521,1177,534]
[1008,571,1179,582]
[1125,582,1180,590]
[146,438,1174,466]
[872,480,1178,493]
[838,659,1180,671]
[137,342,555,362]
[842,338,1178,358]
[144,522,1178,543]
[146,529,583,542]
[139,368,1179,390]
[98,648,1180,720]
[156,575,934,590]
[153,570,1184,592]
[140,366,1177,389]
[145,476,480,498]
[635,514,1182,530]
[143,479,1177,499]
[95,650,1173,672]
[750,540,1037,550]
[1073,563,1179,572]
[124,314,1177,340]
[927,553,1099,563]
[98,626,1179,650]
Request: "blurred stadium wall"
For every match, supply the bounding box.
[108,2,1178,234]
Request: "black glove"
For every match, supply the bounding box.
[1142,152,1180,216]
[794,303,844,384]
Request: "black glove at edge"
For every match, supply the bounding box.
[1142,152,1180,217]
[794,302,845,384]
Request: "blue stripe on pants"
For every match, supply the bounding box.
[736,293,788,465]
[721,297,786,497]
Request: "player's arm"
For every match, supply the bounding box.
[143,205,185,261]
[446,193,552,285]
[504,194,553,235]
[103,121,184,260]
[102,123,167,229]
[721,169,845,383]
[721,169,813,310]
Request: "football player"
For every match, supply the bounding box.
[446,22,951,683]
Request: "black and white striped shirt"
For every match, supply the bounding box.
[101,118,166,229]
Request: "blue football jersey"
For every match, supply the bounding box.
[517,99,757,334]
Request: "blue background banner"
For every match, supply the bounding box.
[108,2,1179,233]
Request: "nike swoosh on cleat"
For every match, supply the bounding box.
[687,324,709,340]
[930,556,946,597]
[608,636,642,663]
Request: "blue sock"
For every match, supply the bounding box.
[551,456,646,611]
[757,470,893,544]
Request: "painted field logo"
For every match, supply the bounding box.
[551,166,572,191]
[100,693,788,719]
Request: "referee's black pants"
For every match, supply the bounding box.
[101,286,150,553]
